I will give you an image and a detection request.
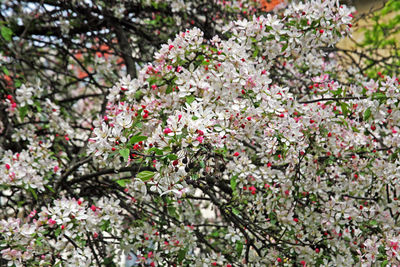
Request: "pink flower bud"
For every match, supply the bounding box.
[163,128,172,134]
[196,136,204,144]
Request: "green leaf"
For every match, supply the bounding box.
[147,76,158,86]
[343,236,351,242]
[236,241,244,256]
[100,220,111,231]
[119,148,130,161]
[363,107,372,121]
[197,55,205,62]
[199,161,205,168]
[252,48,259,58]
[28,187,38,200]
[2,66,9,75]
[168,206,178,218]
[340,102,349,116]
[232,207,240,215]
[1,26,13,41]
[372,92,386,100]
[19,105,29,120]
[102,257,117,267]
[129,135,147,145]
[369,220,378,226]
[35,239,43,246]
[14,79,22,88]
[134,90,143,100]
[269,212,277,225]
[136,171,154,181]
[45,185,55,193]
[230,175,237,192]
[381,260,389,267]
[279,35,289,42]
[116,179,131,187]
[54,228,61,237]
[281,42,288,52]
[186,95,195,104]
[300,18,308,27]
[167,154,178,160]
[34,100,42,112]
[210,230,220,238]
[332,88,342,96]
[148,147,164,155]
[166,84,173,94]
[177,246,189,263]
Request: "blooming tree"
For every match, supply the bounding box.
[1,0,400,266]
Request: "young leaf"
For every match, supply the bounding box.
[363,107,372,121]
[29,187,38,200]
[119,148,130,161]
[281,42,288,52]
[232,207,240,215]
[230,175,237,192]
[2,66,9,75]
[372,92,386,101]
[54,228,61,237]
[236,241,244,256]
[116,179,131,187]
[136,171,154,181]
[167,154,178,160]
[1,26,13,41]
[199,161,205,168]
[177,246,189,263]
[19,105,29,120]
[148,147,164,155]
[340,102,349,116]
[129,135,147,145]
[185,95,195,104]
[45,185,55,193]
[369,220,378,226]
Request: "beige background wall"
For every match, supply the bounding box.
[338,0,394,49]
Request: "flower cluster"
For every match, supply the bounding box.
[0,141,60,191]
[0,197,123,267]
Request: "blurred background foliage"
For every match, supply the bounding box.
[336,0,399,79]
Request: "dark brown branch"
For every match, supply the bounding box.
[298,96,367,104]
